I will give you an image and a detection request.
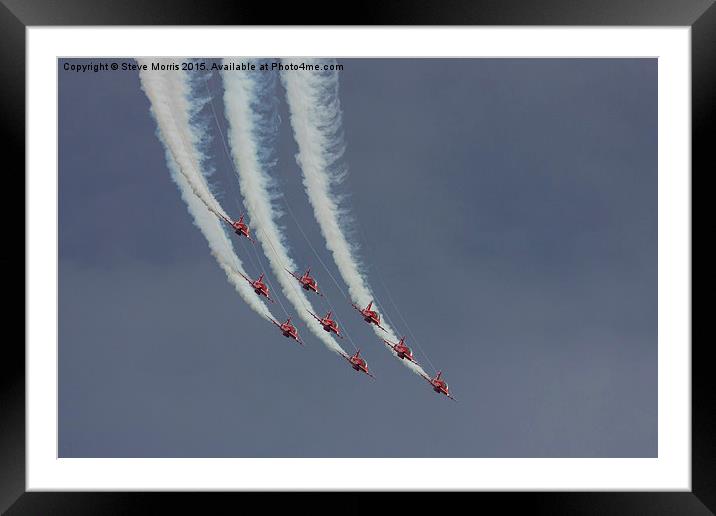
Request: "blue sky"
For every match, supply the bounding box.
[59,58,657,457]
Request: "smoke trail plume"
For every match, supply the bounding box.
[138,59,273,320]
[221,60,346,357]
[281,58,428,377]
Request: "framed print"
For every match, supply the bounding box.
[3,0,710,513]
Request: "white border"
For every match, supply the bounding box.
[27,27,690,490]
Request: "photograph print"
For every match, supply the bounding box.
[59,57,656,458]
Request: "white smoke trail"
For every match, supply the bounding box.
[138,59,273,321]
[281,58,428,377]
[221,61,346,357]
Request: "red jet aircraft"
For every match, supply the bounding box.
[421,371,456,401]
[351,301,387,332]
[238,272,275,303]
[383,336,419,365]
[342,349,374,378]
[221,214,254,243]
[270,317,304,346]
[286,267,322,296]
[307,310,343,339]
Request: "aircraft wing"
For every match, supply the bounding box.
[286,268,302,281]
[306,309,322,323]
[376,322,388,332]
[399,352,421,367]
[237,271,253,285]
[269,318,282,329]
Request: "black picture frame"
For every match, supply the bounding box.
[2,1,709,513]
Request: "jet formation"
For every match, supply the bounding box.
[218,213,454,401]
